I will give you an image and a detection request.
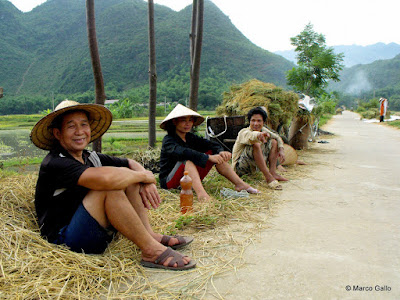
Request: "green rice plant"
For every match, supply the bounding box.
[0,140,13,153]
[0,114,42,130]
[2,156,43,168]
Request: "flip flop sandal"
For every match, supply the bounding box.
[140,248,196,271]
[267,180,283,190]
[160,235,194,250]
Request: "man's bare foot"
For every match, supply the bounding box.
[273,174,288,181]
[234,183,250,192]
[296,160,306,165]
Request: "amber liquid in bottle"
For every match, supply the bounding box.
[180,171,193,214]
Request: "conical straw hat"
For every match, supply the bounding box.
[160,104,205,129]
[281,143,298,166]
[30,100,112,150]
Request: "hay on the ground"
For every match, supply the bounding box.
[1,162,288,298]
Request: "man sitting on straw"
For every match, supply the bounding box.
[30,100,195,271]
[232,107,288,190]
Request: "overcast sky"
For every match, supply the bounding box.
[8,0,400,52]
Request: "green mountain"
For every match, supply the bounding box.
[0,0,293,106]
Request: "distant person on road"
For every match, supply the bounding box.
[159,104,260,202]
[30,100,196,271]
[232,107,288,190]
[379,97,388,122]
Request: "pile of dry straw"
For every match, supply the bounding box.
[216,79,299,131]
[0,162,286,298]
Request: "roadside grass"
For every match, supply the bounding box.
[386,120,400,129]
[319,114,332,127]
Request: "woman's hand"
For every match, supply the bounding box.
[219,151,232,162]
[208,154,225,164]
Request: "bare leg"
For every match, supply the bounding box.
[215,161,254,191]
[268,140,288,181]
[252,143,276,184]
[125,184,182,248]
[82,188,190,266]
[184,160,210,201]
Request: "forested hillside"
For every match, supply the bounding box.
[0,0,294,114]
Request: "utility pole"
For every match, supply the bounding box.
[148,0,157,148]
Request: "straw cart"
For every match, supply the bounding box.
[213,79,320,150]
[205,115,246,151]
[213,79,299,145]
[216,79,299,135]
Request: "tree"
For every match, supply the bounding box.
[148,0,157,148]
[188,0,204,111]
[286,23,344,97]
[86,0,106,152]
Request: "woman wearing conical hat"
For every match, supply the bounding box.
[159,104,260,201]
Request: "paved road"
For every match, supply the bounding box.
[210,111,400,299]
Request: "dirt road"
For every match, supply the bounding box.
[209,111,400,299]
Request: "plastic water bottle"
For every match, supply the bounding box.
[180,171,193,214]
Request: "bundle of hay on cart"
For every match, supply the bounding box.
[207,79,317,151]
